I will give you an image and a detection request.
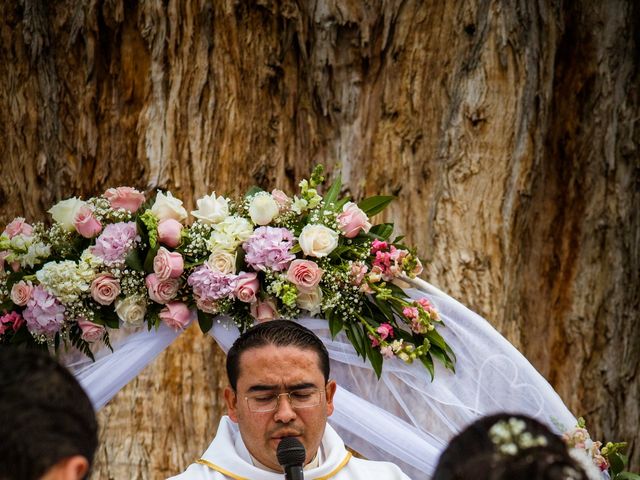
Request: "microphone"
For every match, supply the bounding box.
[276,437,306,480]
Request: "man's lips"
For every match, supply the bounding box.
[270,429,303,441]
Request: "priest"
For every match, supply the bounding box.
[169,320,411,479]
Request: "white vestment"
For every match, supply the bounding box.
[168,416,411,480]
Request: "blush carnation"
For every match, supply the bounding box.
[22,285,65,335]
[187,265,237,301]
[91,222,140,264]
[243,226,295,272]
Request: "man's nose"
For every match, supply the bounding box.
[273,394,297,423]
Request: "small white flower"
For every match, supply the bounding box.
[48,197,87,231]
[191,192,229,224]
[248,192,279,226]
[151,191,188,222]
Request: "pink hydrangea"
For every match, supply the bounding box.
[187,264,237,301]
[0,311,25,335]
[22,285,65,335]
[243,226,295,272]
[91,222,140,264]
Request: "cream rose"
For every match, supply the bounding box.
[191,192,229,224]
[115,295,147,326]
[206,249,237,274]
[296,286,323,315]
[48,197,87,231]
[151,191,188,222]
[298,224,339,258]
[248,192,279,226]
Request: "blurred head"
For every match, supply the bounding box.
[433,413,594,480]
[224,320,336,471]
[0,348,98,480]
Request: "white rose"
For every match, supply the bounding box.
[218,216,254,242]
[191,192,229,224]
[298,224,339,258]
[296,287,323,315]
[151,191,188,222]
[207,232,239,252]
[248,192,279,226]
[48,197,86,231]
[207,249,237,274]
[115,294,147,327]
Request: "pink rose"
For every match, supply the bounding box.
[157,218,183,248]
[250,298,278,323]
[271,189,291,210]
[104,187,146,212]
[77,317,106,343]
[74,205,103,238]
[4,218,33,238]
[376,323,394,341]
[159,301,192,330]
[145,273,180,304]
[337,202,372,238]
[0,311,24,334]
[10,280,33,306]
[195,295,219,314]
[235,272,259,303]
[286,260,323,291]
[91,274,121,305]
[153,247,184,280]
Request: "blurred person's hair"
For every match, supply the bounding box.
[433,413,593,480]
[0,348,98,480]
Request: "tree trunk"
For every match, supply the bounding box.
[1,0,637,477]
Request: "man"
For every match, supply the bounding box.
[0,348,98,480]
[170,320,411,479]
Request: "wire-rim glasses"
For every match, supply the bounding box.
[244,388,325,413]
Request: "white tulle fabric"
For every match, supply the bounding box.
[62,278,577,478]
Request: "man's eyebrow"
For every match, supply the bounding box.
[246,382,318,393]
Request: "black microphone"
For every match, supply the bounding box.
[276,436,306,480]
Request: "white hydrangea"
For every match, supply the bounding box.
[20,241,51,268]
[207,216,253,251]
[36,260,95,303]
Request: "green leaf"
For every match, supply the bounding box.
[610,452,625,475]
[327,310,344,338]
[431,346,455,373]
[323,175,342,209]
[614,473,640,480]
[143,243,160,273]
[125,249,144,271]
[420,354,435,381]
[372,296,394,322]
[197,309,214,333]
[244,186,264,198]
[368,223,394,241]
[364,333,383,379]
[358,196,395,216]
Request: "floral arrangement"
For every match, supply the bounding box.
[562,418,640,480]
[0,165,454,377]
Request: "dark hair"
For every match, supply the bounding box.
[0,348,98,480]
[226,320,330,390]
[433,413,590,480]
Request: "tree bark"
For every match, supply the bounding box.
[1,0,637,477]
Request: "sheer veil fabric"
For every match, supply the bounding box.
[64,278,576,478]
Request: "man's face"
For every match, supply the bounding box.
[224,344,336,471]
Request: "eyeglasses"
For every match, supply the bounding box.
[244,388,325,413]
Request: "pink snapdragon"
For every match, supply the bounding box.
[92,222,140,264]
[287,260,323,292]
[157,218,183,248]
[78,317,106,343]
[243,226,295,272]
[159,302,192,330]
[104,187,146,212]
[22,285,65,335]
[377,323,394,341]
[271,189,291,211]
[74,205,102,238]
[153,247,184,280]
[188,264,237,301]
[370,239,388,254]
[0,311,25,335]
[403,306,419,319]
[3,217,33,238]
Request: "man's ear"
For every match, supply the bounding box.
[40,455,89,480]
[224,385,239,422]
[325,380,337,417]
